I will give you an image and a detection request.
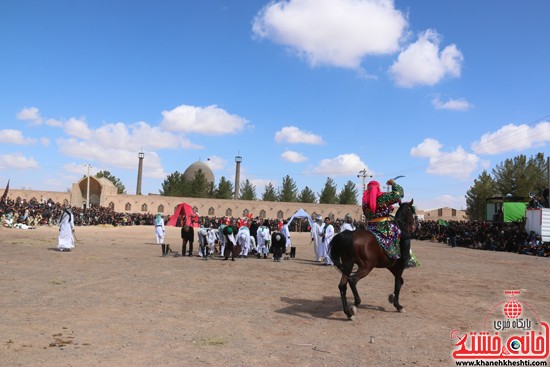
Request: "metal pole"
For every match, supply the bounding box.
[86,163,91,209]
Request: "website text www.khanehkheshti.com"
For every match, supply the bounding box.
[455,360,547,366]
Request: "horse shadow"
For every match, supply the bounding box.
[276,296,389,321]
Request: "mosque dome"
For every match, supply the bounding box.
[183,160,215,184]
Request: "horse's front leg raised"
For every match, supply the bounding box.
[338,276,356,320]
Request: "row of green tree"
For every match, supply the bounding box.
[466,153,548,220]
[159,170,360,205]
[90,169,359,204]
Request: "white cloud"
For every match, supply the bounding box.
[410,138,442,158]
[57,138,166,179]
[0,129,36,145]
[432,96,473,111]
[63,163,98,176]
[45,118,63,127]
[390,29,463,87]
[281,150,308,163]
[426,147,479,177]
[65,118,93,139]
[94,121,197,150]
[411,138,479,178]
[16,107,43,125]
[161,104,249,135]
[204,155,226,171]
[275,126,324,144]
[312,153,367,175]
[471,121,550,155]
[252,0,407,69]
[0,153,39,169]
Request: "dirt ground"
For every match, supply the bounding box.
[1,225,549,367]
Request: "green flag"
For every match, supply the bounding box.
[437,219,448,226]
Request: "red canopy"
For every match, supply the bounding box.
[166,202,194,227]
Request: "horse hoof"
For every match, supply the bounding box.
[350,305,357,319]
[388,293,395,304]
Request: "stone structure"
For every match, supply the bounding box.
[182,160,214,184]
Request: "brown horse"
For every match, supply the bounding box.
[329,200,416,320]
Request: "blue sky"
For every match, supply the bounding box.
[1,0,549,210]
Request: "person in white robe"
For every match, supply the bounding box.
[58,205,75,252]
[236,226,251,258]
[256,220,271,259]
[340,214,356,232]
[206,226,217,256]
[154,213,165,244]
[280,220,292,256]
[311,215,325,262]
[197,226,209,259]
[321,217,335,266]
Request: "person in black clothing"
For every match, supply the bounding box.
[448,224,457,248]
[222,225,238,261]
[181,221,194,256]
[249,218,259,252]
[271,231,285,262]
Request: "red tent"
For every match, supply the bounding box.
[166,202,194,227]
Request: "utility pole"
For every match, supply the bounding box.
[85,163,91,209]
[357,168,372,193]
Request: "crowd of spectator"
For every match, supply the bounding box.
[0,196,157,227]
[2,195,548,258]
[416,220,550,257]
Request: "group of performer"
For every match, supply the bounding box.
[54,178,414,269]
[163,218,295,262]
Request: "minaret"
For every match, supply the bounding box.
[234,155,242,200]
[136,151,144,195]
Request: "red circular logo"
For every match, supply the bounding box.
[503,298,522,319]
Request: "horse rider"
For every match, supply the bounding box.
[362,178,410,267]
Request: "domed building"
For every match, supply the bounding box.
[183,160,215,184]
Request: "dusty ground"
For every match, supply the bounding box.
[1,225,549,367]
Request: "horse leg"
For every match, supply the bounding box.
[349,265,373,307]
[338,276,355,320]
[388,266,405,312]
[348,276,361,306]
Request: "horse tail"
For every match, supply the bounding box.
[329,230,355,274]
